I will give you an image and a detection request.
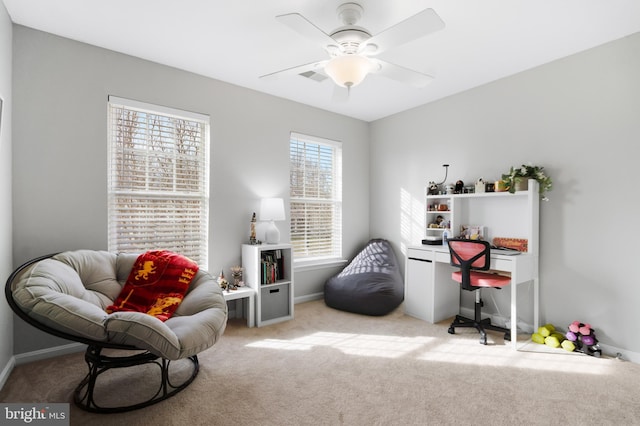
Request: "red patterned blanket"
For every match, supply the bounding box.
[106,250,199,321]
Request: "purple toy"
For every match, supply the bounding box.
[567,321,601,357]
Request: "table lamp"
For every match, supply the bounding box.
[260,198,285,244]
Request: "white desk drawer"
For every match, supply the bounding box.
[490,258,514,272]
[435,252,450,264]
[407,248,434,261]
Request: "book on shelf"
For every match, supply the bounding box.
[260,250,285,284]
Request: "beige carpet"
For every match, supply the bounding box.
[2,300,640,425]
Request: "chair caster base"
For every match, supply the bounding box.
[448,314,511,345]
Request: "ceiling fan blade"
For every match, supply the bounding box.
[373,59,434,88]
[276,13,339,51]
[260,60,328,80]
[362,8,445,55]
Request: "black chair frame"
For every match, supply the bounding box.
[446,239,511,345]
[5,253,199,414]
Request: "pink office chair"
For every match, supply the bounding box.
[447,238,511,345]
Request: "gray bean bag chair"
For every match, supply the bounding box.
[324,239,403,316]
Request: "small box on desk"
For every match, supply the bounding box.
[422,237,443,245]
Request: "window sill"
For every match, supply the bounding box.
[294,258,348,272]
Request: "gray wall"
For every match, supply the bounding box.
[370,32,640,359]
[0,1,14,386]
[6,20,640,363]
[11,25,370,354]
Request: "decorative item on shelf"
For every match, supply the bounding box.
[260,198,286,244]
[430,215,445,228]
[230,266,244,287]
[454,180,464,194]
[495,179,508,192]
[485,182,495,192]
[427,181,439,195]
[501,163,553,201]
[459,225,485,240]
[249,212,260,245]
[217,270,230,291]
[474,178,485,193]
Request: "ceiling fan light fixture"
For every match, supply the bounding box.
[324,54,373,88]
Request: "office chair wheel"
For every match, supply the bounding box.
[448,326,455,335]
[504,332,511,341]
[479,334,487,345]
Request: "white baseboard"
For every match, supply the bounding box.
[14,342,85,366]
[598,343,640,363]
[294,292,324,304]
[1,344,84,392]
[0,356,16,391]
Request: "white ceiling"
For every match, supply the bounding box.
[4,0,640,122]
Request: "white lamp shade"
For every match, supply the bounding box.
[259,198,285,221]
[324,54,374,88]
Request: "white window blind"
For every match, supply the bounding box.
[289,132,342,261]
[107,96,210,266]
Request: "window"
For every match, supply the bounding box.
[108,96,210,265]
[289,132,342,262]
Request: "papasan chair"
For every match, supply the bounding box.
[5,249,227,413]
[324,239,404,316]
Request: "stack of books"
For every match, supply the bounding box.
[260,250,285,284]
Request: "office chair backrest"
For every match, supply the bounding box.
[448,239,491,269]
[447,239,491,291]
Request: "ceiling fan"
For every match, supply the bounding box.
[261,2,445,92]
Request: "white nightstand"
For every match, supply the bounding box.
[222,286,255,327]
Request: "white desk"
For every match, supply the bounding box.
[405,245,539,349]
[223,286,255,327]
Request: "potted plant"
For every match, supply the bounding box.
[501,164,553,201]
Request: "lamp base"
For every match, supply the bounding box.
[265,221,281,244]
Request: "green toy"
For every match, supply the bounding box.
[532,333,545,344]
[561,339,576,352]
[532,324,566,348]
[537,324,555,337]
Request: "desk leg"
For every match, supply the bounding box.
[510,272,518,350]
[533,277,539,333]
[510,275,538,350]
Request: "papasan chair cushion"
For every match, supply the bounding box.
[324,239,403,316]
[6,249,228,413]
[10,250,227,360]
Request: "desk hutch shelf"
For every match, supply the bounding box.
[425,180,539,254]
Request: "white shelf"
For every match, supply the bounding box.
[242,244,294,327]
[427,190,529,200]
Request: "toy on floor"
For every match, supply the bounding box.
[531,321,602,357]
[531,324,565,348]
[564,321,602,357]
